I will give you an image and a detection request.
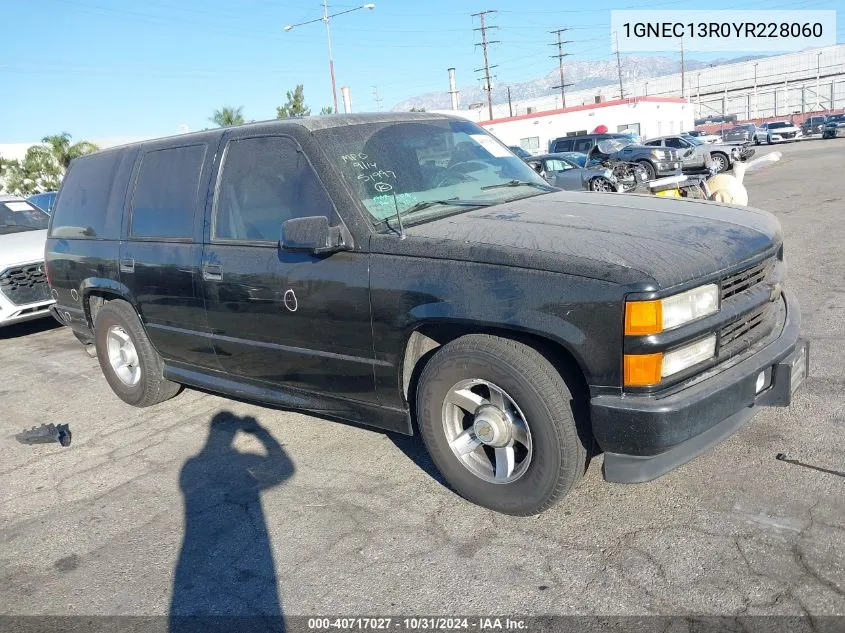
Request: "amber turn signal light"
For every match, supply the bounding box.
[624,300,662,336]
[624,353,663,387]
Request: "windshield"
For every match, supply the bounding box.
[768,122,791,129]
[827,114,845,123]
[685,136,704,146]
[561,153,587,167]
[316,119,553,227]
[0,199,50,235]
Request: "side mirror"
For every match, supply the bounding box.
[280,216,352,255]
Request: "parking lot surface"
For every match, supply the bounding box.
[1,138,844,619]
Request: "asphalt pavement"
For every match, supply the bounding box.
[1,137,843,622]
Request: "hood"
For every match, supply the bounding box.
[0,230,48,269]
[379,191,781,289]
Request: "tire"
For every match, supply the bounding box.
[589,177,615,192]
[638,160,656,181]
[767,135,773,145]
[754,137,761,146]
[93,300,181,407]
[415,334,589,516]
[710,152,728,173]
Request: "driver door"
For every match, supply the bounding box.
[200,132,378,405]
[544,159,584,191]
[664,137,703,170]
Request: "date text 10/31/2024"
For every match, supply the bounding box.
[307,617,529,631]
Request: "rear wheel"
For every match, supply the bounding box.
[93,300,181,407]
[415,334,588,516]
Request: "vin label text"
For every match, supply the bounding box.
[611,10,836,52]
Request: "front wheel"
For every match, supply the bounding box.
[416,334,589,516]
[710,152,728,173]
[637,160,656,181]
[94,300,181,407]
[589,177,616,192]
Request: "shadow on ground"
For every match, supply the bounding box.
[169,411,294,633]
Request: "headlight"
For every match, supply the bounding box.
[624,284,719,335]
[661,335,716,377]
[650,149,665,159]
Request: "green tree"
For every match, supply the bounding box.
[276,85,311,118]
[41,132,99,170]
[409,107,426,112]
[4,146,62,196]
[319,106,333,115]
[210,106,245,127]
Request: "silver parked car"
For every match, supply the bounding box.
[722,123,766,145]
[643,134,740,173]
[759,121,803,143]
[526,153,621,192]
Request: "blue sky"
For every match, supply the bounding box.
[2,0,842,143]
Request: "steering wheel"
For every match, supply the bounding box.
[434,161,479,187]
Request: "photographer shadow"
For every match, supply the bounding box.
[170,411,294,633]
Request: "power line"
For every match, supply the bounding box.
[613,31,625,99]
[372,85,383,111]
[549,28,574,108]
[472,10,499,120]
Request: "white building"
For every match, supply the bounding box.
[438,96,693,154]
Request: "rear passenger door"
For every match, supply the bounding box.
[120,143,218,369]
[200,132,377,405]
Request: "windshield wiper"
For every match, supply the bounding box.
[374,198,494,230]
[480,180,554,191]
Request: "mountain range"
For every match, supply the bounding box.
[391,54,763,111]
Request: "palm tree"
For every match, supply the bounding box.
[210,106,245,127]
[41,133,99,171]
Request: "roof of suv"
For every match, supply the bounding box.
[92,112,462,155]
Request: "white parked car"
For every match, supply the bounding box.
[682,130,721,144]
[0,195,54,327]
[759,121,803,143]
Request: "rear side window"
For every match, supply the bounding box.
[213,136,333,242]
[130,144,206,239]
[49,151,121,239]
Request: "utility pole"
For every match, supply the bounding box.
[614,31,624,99]
[472,10,499,121]
[371,84,382,111]
[549,28,574,108]
[680,39,685,99]
[506,87,513,116]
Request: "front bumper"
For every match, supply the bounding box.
[0,291,54,328]
[591,289,807,483]
[654,161,682,175]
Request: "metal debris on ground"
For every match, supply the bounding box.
[15,423,72,447]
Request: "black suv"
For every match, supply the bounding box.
[548,133,681,180]
[45,113,808,516]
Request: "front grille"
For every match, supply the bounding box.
[719,304,769,355]
[0,262,51,306]
[720,258,773,301]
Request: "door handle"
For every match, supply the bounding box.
[203,264,223,281]
[120,257,135,273]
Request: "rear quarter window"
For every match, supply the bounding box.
[49,151,122,239]
[130,144,207,239]
[553,139,574,152]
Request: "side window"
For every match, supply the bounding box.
[544,159,567,172]
[49,151,121,239]
[131,145,206,239]
[213,136,333,242]
[644,140,663,146]
[553,139,573,152]
[664,138,686,149]
[573,138,594,153]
